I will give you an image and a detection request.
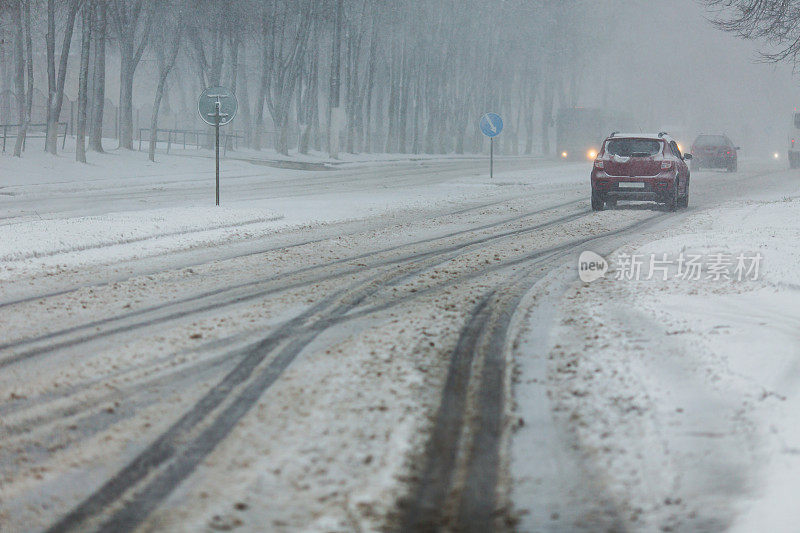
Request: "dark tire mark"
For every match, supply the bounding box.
[0,202,586,368]
[43,229,500,532]
[0,186,571,310]
[395,212,669,532]
[39,208,663,532]
[398,295,494,532]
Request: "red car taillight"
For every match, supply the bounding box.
[661,161,673,170]
[594,160,604,169]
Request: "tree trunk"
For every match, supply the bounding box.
[397,42,409,153]
[362,25,377,153]
[76,3,92,163]
[13,0,25,157]
[541,79,554,156]
[512,98,521,156]
[118,58,135,149]
[16,0,34,154]
[264,2,314,157]
[89,0,106,151]
[148,81,167,161]
[411,78,422,154]
[229,37,239,93]
[274,113,289,155]
[253,11,270,151]
[384,56,398,153]
[238,50,253,149]
[524,91,535,155]
[110,0,154,150]
[45,0,80,155]
[328,0,343,158]
[149,20,182,162]
[299,31,319,155]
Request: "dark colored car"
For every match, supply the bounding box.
[590,132,691,211]
[690,134,739,172]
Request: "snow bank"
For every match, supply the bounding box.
[628,196,800,531]
[548,192,800,530]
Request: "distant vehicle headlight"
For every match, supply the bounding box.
[561,151,568,159]
[677,143,683,153]
[774,152,780,159]
[587,149,598,160]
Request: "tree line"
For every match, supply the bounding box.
[0,0,594,163]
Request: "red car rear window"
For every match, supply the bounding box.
[605,139,662,157]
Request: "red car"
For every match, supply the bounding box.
[690,134,739,172]
[590,132,691,211]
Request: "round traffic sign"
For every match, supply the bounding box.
[479,113,503,137]
[198,86,238,126]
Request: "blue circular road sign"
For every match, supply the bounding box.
[479,113,503,137]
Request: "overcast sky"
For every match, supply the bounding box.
[584,0,796,151]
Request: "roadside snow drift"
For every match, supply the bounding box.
[542,192,800,531]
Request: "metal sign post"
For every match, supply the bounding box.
[214,101,220,205]
[198,86,238,206]
[479,112,503,179]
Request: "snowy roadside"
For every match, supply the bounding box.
[0,149,588,282]
[179,146,511,166]
[540,191,800,530]
[1,143,542,188]
[0,207,282,281]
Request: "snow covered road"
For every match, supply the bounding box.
[0,151,797,531]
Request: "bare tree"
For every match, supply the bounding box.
[298,25,320,155]
[261,0,315,155]
[109,0,154,150]
[3,0,604,161]
[328,0,344,157]
[76,1,92,162]
[21,0,33,152]
[704,0,800,65]
[89,0,107,152]
[12,0,25,156]
[45,0,83,154]
[148,1,183,162]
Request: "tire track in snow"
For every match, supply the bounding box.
[41,220,520,533]
[0,201,585,368]
[44,212,664,532]
[0,194,577,309]
[395,212,670,532]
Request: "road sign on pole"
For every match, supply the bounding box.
[479,113,503,179]
[198,86,238,206]
[480,113,503,138]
